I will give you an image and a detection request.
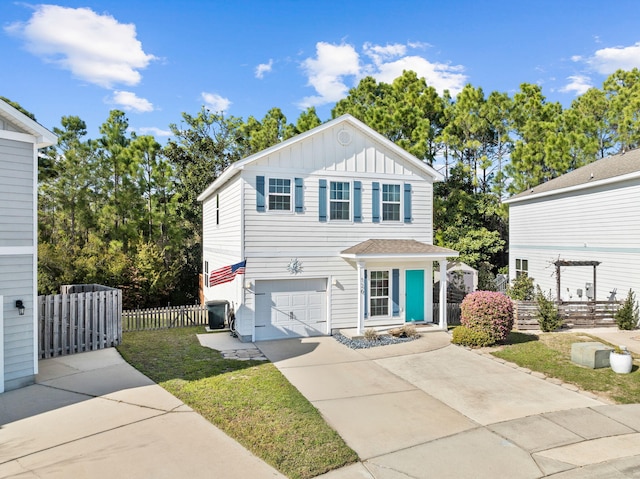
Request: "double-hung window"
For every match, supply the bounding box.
[268,178,291,211]
[515,259,528,278]
[382,184,401,221]
[370,270,390,316]
[330,181,350,220]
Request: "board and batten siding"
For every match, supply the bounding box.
[509,178,640,301]
[0,139,34,247]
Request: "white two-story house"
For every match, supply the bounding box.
[198,114,457,341]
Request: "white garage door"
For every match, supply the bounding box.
[254,278,327,340]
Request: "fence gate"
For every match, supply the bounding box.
[38,286,122,358]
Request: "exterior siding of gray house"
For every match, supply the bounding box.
[0,101,56,392]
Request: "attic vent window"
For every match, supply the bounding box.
[337,129,352,146]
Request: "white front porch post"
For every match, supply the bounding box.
[357,260,366,335]
[438,259,448,330]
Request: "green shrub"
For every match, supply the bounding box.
[451,326,494,347]
[507,274,535,301]
[535,286,563,332]
[615,289,639,330]
[460,291,514,344]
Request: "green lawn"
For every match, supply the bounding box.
[117,327,358,479]
[492,331,640,404]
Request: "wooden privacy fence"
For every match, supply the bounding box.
[514,300,622,330]
[39,288,122,359]
[433,303,462,326]
[122,304,208,331]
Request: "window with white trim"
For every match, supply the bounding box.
[268,178,291,211]
[515,259,528,278]
[330,181,350,220]
[370,270,390,316]
[382,184,401,221]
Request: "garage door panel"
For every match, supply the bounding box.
[254,279,327,340]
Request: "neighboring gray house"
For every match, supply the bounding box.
[505,149,640,303]
[198,114,457,342]
[0,99,56,392]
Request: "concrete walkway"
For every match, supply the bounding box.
[255,331,640,479]
[0,348,284,479]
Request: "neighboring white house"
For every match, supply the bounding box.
[505,148,640,303]
[198,114,458,341]
[0,99,56,392]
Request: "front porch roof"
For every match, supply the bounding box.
[340,239,458,260]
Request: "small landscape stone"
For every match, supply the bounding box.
[333,332,418,349]
[504,361,519,368]
[546,378,563,385]
[531,372,546,379]
[517,367,532,374]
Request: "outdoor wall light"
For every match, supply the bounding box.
[244,280,253,290]
[15,300,25,315]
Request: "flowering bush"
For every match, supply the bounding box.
[460,291,514,344]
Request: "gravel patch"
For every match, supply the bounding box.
[333,332,419,349]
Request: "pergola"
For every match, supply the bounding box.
[554,260,601,302]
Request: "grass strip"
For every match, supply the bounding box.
[117,327,358,479]
[492,332,640,404]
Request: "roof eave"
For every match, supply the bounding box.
[0,100,57,148]
[504,170,640,205]
[340,251,459,260]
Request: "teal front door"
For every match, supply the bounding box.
[405,270,424,322]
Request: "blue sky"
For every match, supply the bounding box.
[2,1,640,142]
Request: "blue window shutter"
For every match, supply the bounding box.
[404,183,412,223]
[353,181,362,222]
[256,176,265,212]
[372,182,380,223]
[319,179,327,222]
[364,269,368,318]
[392,269,400,316]
[295,178,304,212]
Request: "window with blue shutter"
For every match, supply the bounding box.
[372,182,380,223]
[353,181,362,222]
[319,179,327,222]
[403,183,412,223]
[392,269,400,316]
[295,178,304,212]
[256,176,265,212]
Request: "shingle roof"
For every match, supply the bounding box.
[505,148,640,203]
[340,239,458,257]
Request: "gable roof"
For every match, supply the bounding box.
[0,99,57,148]
[198,114,443,202]
[505,148,640,204]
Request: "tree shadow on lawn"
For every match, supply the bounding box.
[502,331,539,345]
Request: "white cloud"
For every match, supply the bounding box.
[5,5,156,88]
[571,55,583,62]
[110,91,154,112]
[298,41,467,108]
[299,42,361,108]
[201,92,231,113]
[374,56,466,94]
[255,59,273,79]
[559,75,593,95]
[587,42,640,74]
[137,126,172,137]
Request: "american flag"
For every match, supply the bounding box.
[209,260,246,287]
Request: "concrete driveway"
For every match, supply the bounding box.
[257,331,640,479]
[0,348,284,479]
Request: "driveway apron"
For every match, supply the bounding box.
[258,332,640,479]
